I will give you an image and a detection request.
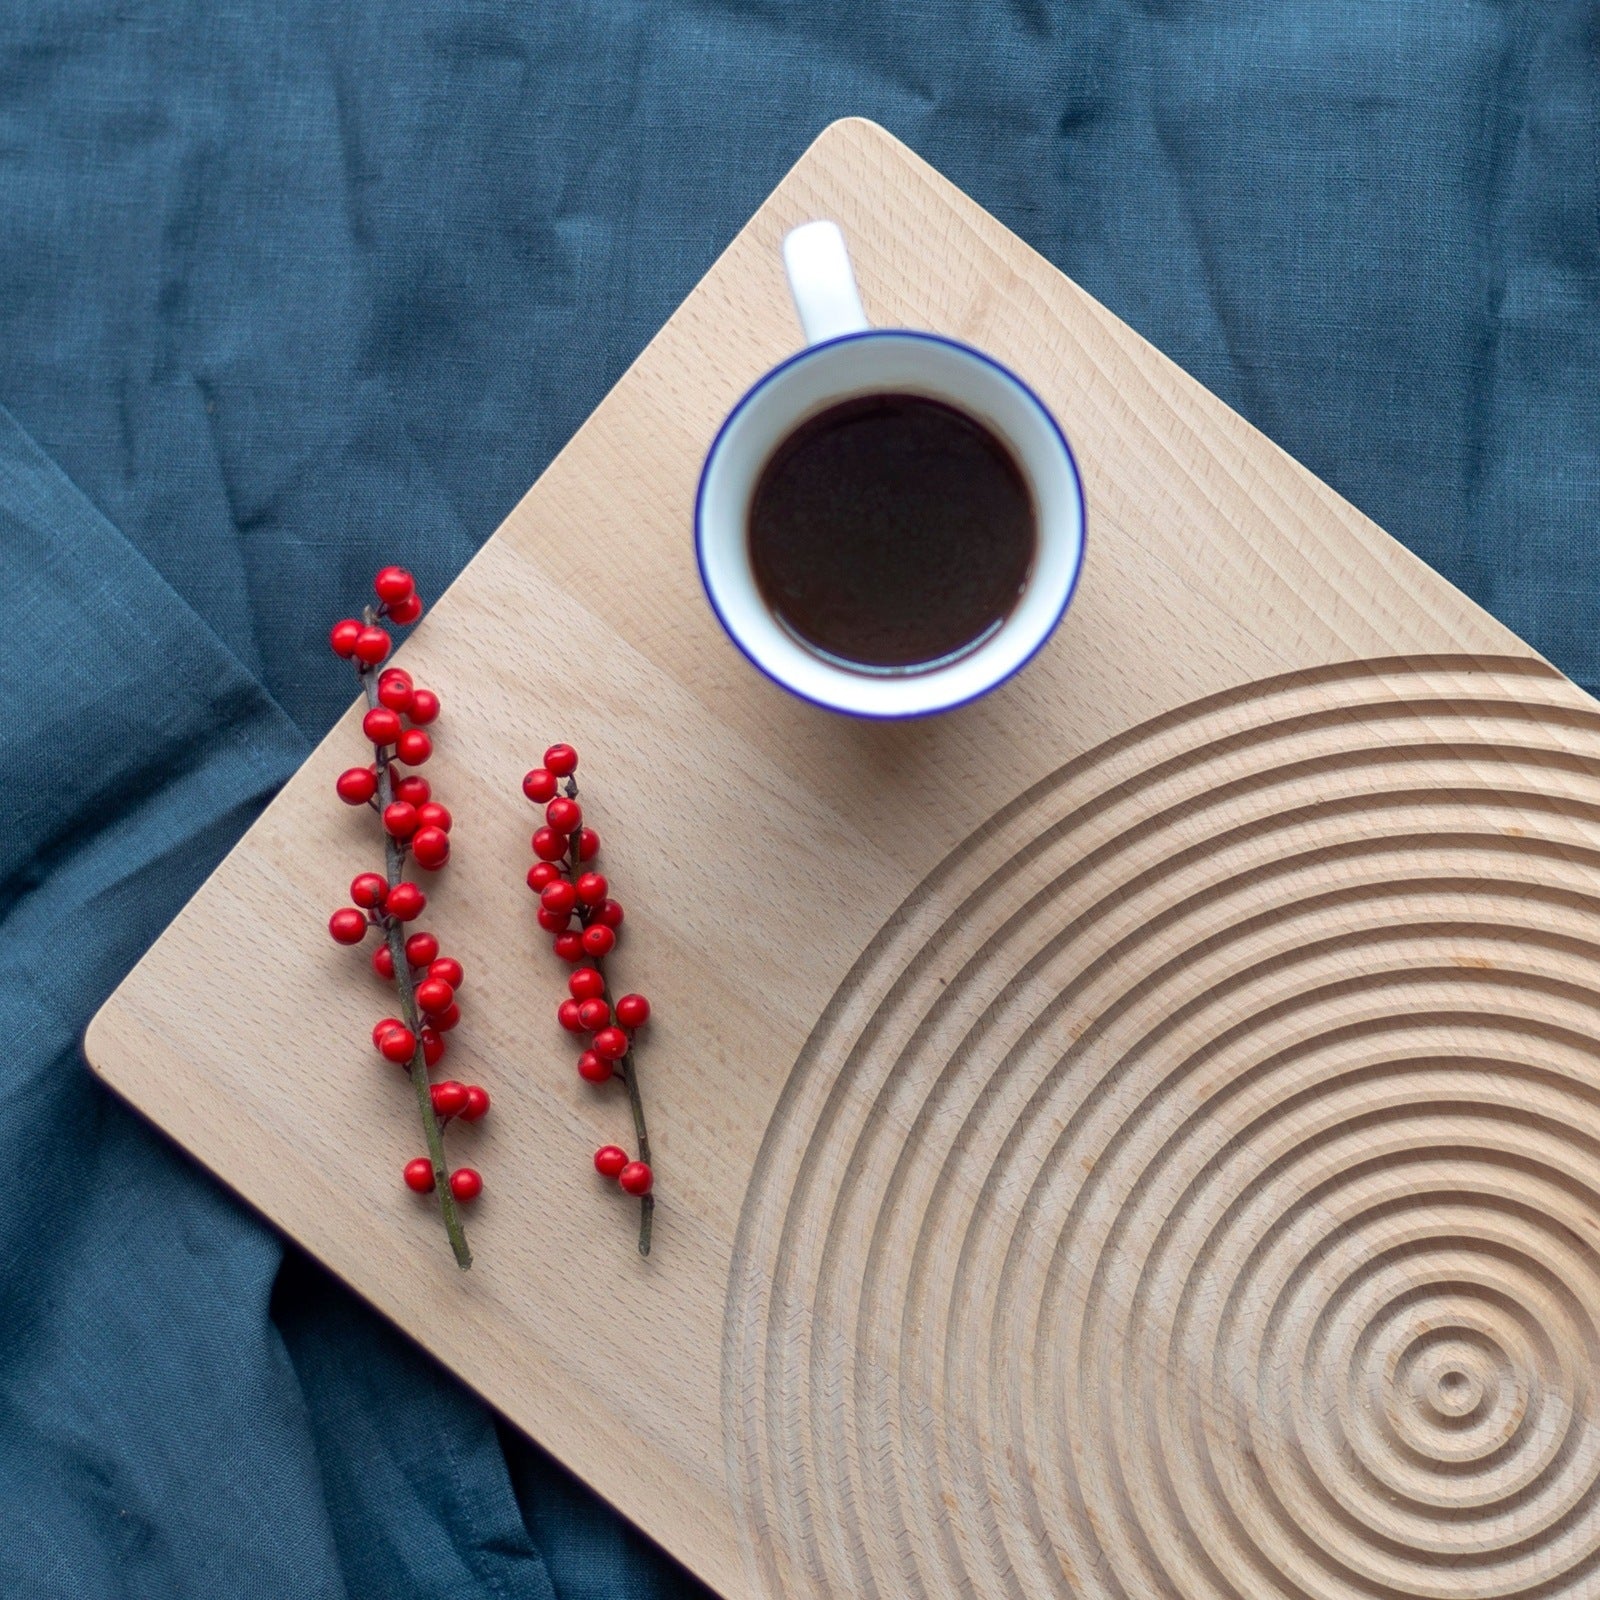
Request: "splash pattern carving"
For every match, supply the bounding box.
[723,656,1600,1599]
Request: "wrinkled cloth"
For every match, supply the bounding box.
[2,3,1596,1596]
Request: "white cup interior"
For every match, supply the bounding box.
[695,330,1084,718]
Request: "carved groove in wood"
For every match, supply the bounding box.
[725,655,1600,1600]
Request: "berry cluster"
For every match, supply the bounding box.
[524,745,657,1254]
[326,566,482,1269]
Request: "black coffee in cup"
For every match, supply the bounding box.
[746,392,1037,673]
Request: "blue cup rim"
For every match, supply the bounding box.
[694,328,1087,720]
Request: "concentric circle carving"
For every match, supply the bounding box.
[723,656,1600,1599]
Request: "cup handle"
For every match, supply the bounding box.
[782,221,870,346]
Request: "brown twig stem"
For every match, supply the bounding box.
[618,1056,654,1258]
[568,779,654,1257]
[360,652,471,1270]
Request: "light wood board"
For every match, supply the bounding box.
[87,119,1600,1598]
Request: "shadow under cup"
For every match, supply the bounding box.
[696,329,1085,719]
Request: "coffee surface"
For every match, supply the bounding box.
[747,393,1036,672]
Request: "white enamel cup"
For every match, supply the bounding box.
[694,220,1086,718]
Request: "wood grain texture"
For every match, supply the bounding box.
[86,119,1600,1598]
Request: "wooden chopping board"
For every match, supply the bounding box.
[87,119,1600,1599]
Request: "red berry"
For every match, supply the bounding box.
[380,665,413,690]
[405,931,440,967]
[432,1002,461,1032]
[531,826,566,862]
[396,729,432,765]
[350,872,387,909]
[408,688,440,724]
[411,826,450,870]
[395,775,431,806]
[596,899,624,929]
[363,706,402,746]
[383,800,419,838]
[373,1016,405,1048]
[557,999,585,1033]
[522,768,557,803]
[568,966,605,1001]
[374,565,415,603]
[330,618,362,658]
[404,1157,434,1193]
[618,1161,653,1196]
[353,625,391,665]
[461,1085,490,1121]
[386,882,426,920]
[577,828,600,862]
[449,1168,483,1202]
[581,924,616,958]
[544,744,578,776]
[615,993,650,1029]
[527,861,560,892]
[415,976,455,1015]
[575,871,607,906]
[372,944,395,979]
[541,879,578,916]
[421,1027,446,1067]
[336,766,377,805]
[431,1079,468,1118]
[546,796,581,834]
[379,1025,417,1064]
[416,802,451,833]
[592,1025,628,1060]
[428,956,464,989]
[576,997,610,1031]
[553,931,585,963]
[387,592,423,625]
[377,674,413,713]
[577,1049,612,1083]
[536,906,569,933]
[594,1145,628,1178]
[329,907,367,944]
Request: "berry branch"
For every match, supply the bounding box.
[326,567,487,1270]
[523,746,656,1256]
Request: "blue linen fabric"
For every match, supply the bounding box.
[1,2,1596,1595]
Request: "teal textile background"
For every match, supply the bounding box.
[2,3,1596,1595]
